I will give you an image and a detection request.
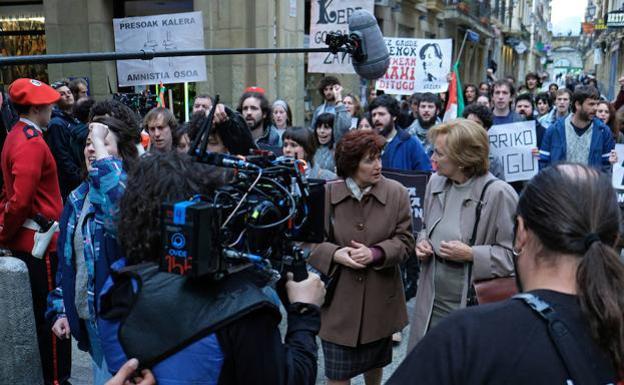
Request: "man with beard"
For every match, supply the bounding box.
[539,85,615,172]
[47,80,82,201]
[237,91,281,150]
[407,93,441,156]
[191,94,214,116]
[369,94,431,171]
[514,93,545,148]
[492,80,524,125]
[310,76,350,133]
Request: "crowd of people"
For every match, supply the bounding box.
[1,68,624,385]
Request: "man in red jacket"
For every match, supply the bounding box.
[0,78,71,385]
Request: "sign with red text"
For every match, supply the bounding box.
[376,37,452,95]
[308,0,374,74]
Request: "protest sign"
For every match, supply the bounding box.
[376,38,452,95]
[488,121,538,183]
[113,11,206,87]
[612,144,624,205]
[382,169,430,234]
[308,0,374,74]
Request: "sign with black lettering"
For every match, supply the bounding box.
[308,0,374,74]
[607,11,624,28]
[381,169,430,235]
[376,38,452,95]
[113,11,206,86]
[488,121,538,182]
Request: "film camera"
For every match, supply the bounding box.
[160,98,324,282]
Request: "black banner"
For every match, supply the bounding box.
[382,168,430,236]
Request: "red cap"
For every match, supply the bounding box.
[8,78,61,106]
[244,86,265,94]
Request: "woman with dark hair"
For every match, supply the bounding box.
[357,113,373,131]
[389,164,624,384]
[525,72,541,95]
[535,92,552,120]
[309,130,415,385]
[313,112,337,172]
[596,100,623,143]
[47,116,141,384]
[478,82,491,96]
[463,84,478,105]
[175,123,191,153]
[282,126,336,180]
[407,119,518,350]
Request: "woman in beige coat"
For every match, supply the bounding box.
[407,119,518,352]
[309,130,415,385]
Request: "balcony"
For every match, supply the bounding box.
[443,0,494,37]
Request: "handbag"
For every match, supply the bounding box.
[467,179,518,306]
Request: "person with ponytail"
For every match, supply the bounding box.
[389,164,623,384]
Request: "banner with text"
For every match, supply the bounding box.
[113,11,206,87]
[382,169,430,235]
[308,0,374,74]
[488,121,538,183]
[376,38,453,95]
[612,144,624,205]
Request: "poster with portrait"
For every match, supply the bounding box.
[308,0,374,74]
[376,38,453,95]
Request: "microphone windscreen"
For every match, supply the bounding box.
[348,10,389,80]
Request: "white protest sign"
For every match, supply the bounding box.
[488,121,538,183]
[113,11,206,87]
[308,0,374,74]
[612,144,624,190]
[376,38,452,95]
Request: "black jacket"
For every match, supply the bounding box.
[46,108,83,200]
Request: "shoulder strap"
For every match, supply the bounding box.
[513,293,600,385]
[468,178,498,246]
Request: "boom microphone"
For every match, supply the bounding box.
[348,10,390,80]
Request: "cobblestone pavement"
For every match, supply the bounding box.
[70,298,416,385]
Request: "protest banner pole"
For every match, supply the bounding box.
[184,82,189,122]
[454,31,469,66]
[0,47,347,66]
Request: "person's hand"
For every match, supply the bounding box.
[439,240,473,262]
[333,84,343,103]
[609,149,618,164]
[52,317,71,339]
[415,240,433,262]
[333,247,366,269]
[210,103,228,125]
[105,358,156,385]
[532,147,539,158]
[89,122,109,142]
[285,272,325,307]
[446,73,452,82]
[349,240,373,265]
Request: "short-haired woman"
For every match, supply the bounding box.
[282,126,336,180]
[309,130,415,385]
[407,119,518,350]
[313,112,338,172]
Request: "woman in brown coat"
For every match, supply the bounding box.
[407,119,518,351]
[309,130,415,385]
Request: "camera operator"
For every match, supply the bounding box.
[97,152,325,385]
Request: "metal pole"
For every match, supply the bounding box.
[0,47,346,66]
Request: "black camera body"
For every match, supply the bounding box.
[159,154,325,280]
